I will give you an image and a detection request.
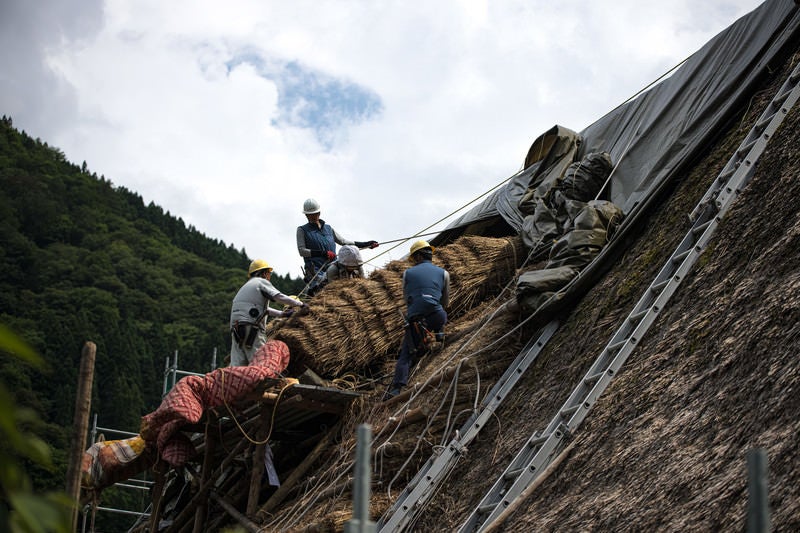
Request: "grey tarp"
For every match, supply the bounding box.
[432,0,800,317]
[433,0,800,244]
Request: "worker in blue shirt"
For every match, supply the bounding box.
[296,198,378,293]
[384,240,450,400]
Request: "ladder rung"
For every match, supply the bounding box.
[584,371,604,385]
[528,434,548,447]
[651,279,670,293]
[628,308,648,323]
[504,468,523,480]
[672,248,692,263]
[608,338,628,353]
[560,404,580,419]
[736,138,757,157]
[691,220,713,236]
[754,113,775,132]
[717,166,737,181]
[478,502,498,515]
[772,87,792,107]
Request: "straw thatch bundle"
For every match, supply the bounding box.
[271,235,525,378]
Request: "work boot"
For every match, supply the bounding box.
[382,386,402,402]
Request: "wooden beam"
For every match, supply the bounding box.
[147,462,167,533]
[256,422,342,519]
[192,414,218,533]
[209,491,262,533]
[246,406,270,516]
[165,437,250,532]
[66,341,96,532]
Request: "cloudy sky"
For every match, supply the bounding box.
[1,0,765,278]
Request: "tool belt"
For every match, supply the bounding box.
[407,317,443,355]
[231,321,261,349]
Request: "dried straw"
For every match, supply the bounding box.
[271,236,525,378]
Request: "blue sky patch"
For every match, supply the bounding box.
[227,53,383,148]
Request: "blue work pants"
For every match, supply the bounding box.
[391,309,447,388]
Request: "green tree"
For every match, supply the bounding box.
[0,324,72,533]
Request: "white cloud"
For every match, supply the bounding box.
[1,0,766,276]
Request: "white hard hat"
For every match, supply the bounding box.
[337,245,363,267]
[303,198,321,214]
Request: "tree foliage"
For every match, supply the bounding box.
[0,116,304,529]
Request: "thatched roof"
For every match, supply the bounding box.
[144,7,800,532]
[256,35,800,533]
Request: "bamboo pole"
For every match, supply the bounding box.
[66,341,96,532]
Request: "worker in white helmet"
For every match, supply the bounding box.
[323,244,365,282]
[296,198,378,293]
[229,259,308,366]
[383,240,450,400]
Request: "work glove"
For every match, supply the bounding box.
[326,250,336,261]
[367,240,379,249]
[282,308,295,318]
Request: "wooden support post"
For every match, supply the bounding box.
[147,461,167,533]
[166,437,250,533]
[210,491,262,533]
[257,422,341,519]
[246,405,270,516]
[65,341,96,533]
[747,448,771,533]
[193,415,218,533]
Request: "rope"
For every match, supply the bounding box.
[219,368,296,445]
[367,169,523,264]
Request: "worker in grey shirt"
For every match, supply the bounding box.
[229,259,307,366]
[296,198,378,292]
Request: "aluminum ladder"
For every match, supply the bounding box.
[459,58,800,533]
[378,320,560,532]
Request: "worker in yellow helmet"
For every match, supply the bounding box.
[383,240,450,400]
[228,259,308,366]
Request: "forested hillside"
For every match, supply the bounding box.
[0,116,303,495]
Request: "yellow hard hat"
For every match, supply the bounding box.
[248,259,273,277]
[409,240,434,256]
